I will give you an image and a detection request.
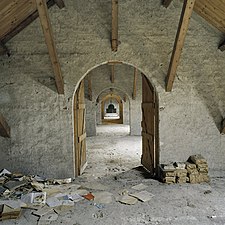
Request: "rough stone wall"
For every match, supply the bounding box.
[1,0,225,177]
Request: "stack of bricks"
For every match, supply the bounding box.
[173,162,187,184]
[187,154,210,183]
[158,164,176,184]
[158,154,210,184]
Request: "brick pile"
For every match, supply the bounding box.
[159,154,210,184]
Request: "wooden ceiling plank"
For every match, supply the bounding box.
[111,0,118,52]
[1,0,55,43]
[111,65,115,83]
[0,113,10,138]
[0,0,36,40]
[36,0,64,94]
[194,0,225,33]
[132,68,138,100]
[162,0,173,8]
[54,0,65,9]
[166,0,195,92]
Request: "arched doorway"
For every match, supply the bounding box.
[73,62,159,178]
[101,93,123,124]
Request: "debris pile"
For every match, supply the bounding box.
[159,154,210,184]
[0,168,155,222]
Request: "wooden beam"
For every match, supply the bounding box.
[36,0,64,94]
[162,0,173,8]
[1,0,56,44]
[88,75,92,101]
[107,60,123,65]
[0,113,10,138]
[111,0,118,51]
[111,65,115,83]
[166,0,195,92]
[54,0,65,9]
[132,68,138,100]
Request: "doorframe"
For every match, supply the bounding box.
[101,93,123,124]
[72,61,160,178]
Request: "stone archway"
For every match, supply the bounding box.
[73,61,159,177]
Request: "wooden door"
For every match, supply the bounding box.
[141,74,158,176]
[74,80,87,177]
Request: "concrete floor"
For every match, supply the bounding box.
[2,125,225,225]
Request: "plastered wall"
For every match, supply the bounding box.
[1,0,225,177]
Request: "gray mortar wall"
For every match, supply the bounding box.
[85,65,140,136]
[1,0,225,177]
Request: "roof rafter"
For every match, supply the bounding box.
[36,0,64,94]
[166,0,195,92]
[111,0,118,51]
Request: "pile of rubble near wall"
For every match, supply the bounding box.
[159,154,210,184]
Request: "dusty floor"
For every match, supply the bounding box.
[2,125,225,225]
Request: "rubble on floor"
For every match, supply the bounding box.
[159,154,210,184]
[0,169,154,222]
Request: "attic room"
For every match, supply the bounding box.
[1,0,225,224]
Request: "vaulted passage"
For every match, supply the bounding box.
[73,63,159,178]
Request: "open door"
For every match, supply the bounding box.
[74,80,87,177]
[141,74,159,176]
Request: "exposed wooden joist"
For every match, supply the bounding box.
[0,113,10,138]
[107,60,122,65]
[162,0,173,8]
[36,0,64,94]
[132,68,138,100]
[111,0,118,51]
[1,0,56,44]
[111,65,115,83]
[166,0,195,92]
[88,75,92,101]
[54,0,65,9]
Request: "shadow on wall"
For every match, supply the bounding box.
[194,75,225,132]
[32,76,58,93]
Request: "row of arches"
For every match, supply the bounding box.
[73,61,159,178]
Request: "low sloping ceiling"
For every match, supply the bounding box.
[0,0,57,44]
[193,0,225,34]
